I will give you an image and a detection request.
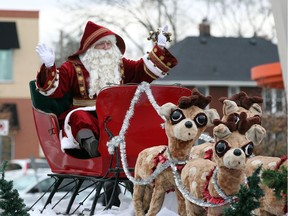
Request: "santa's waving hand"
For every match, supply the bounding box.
[36,43,55,68]
[157,25,169,49]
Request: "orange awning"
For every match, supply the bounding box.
[251,62,284,89]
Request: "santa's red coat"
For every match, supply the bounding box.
[36,44,177,149]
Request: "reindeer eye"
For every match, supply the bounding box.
[215,140,230,157]
[242,142,254,157]
[233,113,240,124]
[194,113,208,128]
[170,109,185,125]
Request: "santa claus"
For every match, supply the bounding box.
[35,21,178,158]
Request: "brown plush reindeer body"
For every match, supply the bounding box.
[133,89,219,216]
[181,113,266,216]
[245,155,288,215]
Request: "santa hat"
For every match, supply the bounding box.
[68,21,125,62]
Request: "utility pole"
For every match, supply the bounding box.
[60,30,64,64]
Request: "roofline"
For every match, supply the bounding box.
[0,10,39,18]
[153,80,258,87]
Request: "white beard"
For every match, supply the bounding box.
[79,44,122,98]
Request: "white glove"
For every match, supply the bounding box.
[35,43,55,68]
[157,25,168,48]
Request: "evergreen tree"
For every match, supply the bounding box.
[0,161,29,216]
[224,165,264,216]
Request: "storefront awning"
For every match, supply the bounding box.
[0,22,20,49]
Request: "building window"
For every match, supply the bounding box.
[0,21,20,82]
[228,86,240,98]
[0,49,13,82]
[276,90,284,112]
[263,88,286,113]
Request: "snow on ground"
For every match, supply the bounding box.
[28,192,179,216]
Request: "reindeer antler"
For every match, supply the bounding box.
[213,113,237,132]
[213,112,261,135]
[219,91,263,110]
[238,112,261,134]
[178,88,212,109]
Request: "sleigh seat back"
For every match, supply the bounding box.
[30,80,192,177]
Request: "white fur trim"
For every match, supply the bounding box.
[61,106,96,151]
[95,35,117,45]
[59,130,79,152]
[60,136,79,152]
[143,53,167,78]
[37,71,60,96]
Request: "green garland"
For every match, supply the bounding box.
[261,165,287,199]
[0,161,29,216]
[223,165,264,216]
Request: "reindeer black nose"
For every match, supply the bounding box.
[233,149,242,156]
[185,121,193,128]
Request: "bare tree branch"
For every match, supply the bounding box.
[54,0,275,60]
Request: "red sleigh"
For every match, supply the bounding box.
[29,81,192,215]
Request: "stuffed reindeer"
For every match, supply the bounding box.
[218,91,263,121]
[245,155,288,215]
[181,112,266,216]
[190,91,263,160]
[133,89,219,216]
[218,92,287,215]
[225,92,288,215]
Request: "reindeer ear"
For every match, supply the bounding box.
[249,103,262,117]
[159,103,177,120]
[213,124,231,139]
[223,100,238,116]
[245,124,266,145]
[205,108,220,127]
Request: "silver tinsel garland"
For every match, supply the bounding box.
[211,167,236,202]
[106,82,236,208]
[199,133,215,143]
[171,162,233,207]
[106,82,169,185]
